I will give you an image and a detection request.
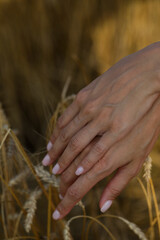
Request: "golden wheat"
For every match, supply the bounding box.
[34,165,59,188]
[8,169,30,187]
[63,223,73,240]
[24,189,42,233]
[143,156,152,182]
[117,217,148,240]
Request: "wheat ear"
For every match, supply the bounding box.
[8,169,30,187]
[143,156,152,182]
[34,165,59,188]
[63,223,73,240]
[118,217,148,240]
[24,189,42,233]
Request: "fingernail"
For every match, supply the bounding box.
[47,141,53,151]
[100,200,112,213]
[52,209,60,220]
[75,166,84,176]
[59,194,63,200]
[52,163,60,174]
[42,154,50,166]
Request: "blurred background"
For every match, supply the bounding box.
[0,0,160,239]
[0,0,160,150]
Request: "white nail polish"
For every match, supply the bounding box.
[42,154,50,166]
[75,166,84,176]
[52,163,60,174]
[52,210,60,220]
[100,200,112,213]
[47,141,53,151]
[59,194,63,200]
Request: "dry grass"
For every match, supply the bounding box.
[0,0,160,239]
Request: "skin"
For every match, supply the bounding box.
[42,42,160,219]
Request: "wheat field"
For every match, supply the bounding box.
[0,0,160,239]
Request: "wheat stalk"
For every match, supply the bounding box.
[63,223,73,240]
[6,137,16,159]
[61,77,71,101]
[24,189,42,233]
[143,156,152,182]
[117,217,148,240]
[34,165,59,188]
[8,169,30,187]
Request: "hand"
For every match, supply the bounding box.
[52,96,160,219]
[41,42,160,219]
[43,42,160,174]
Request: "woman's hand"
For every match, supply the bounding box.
[41,42,160,219]
[52,96,160,219]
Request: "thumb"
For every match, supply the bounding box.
[99,163,139,213]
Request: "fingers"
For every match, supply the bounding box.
[55,100,79,131]
[52,143,130,220]
[52,167,103,220]
[59,137,100,197]
[47,101,80,150]
[42,111,90,166]
[75,95,160,176]
[47,86,92,151]
[99,160,143,213]
[51,120,101,174]
[74,131,117,176]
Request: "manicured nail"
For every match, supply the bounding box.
[75,166,84,176]
[52,210,60,220]
[100,200,112,213]
[52,163,60,174]
[47,141,53,151]
[42,154,50,166]
[59,194,63,200]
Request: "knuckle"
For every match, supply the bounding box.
[82,102,95,116]
[101,157,110,169]
[75,90,87,105]
[98,158,110,173]
[51,126,59,140]
[67,186,80,200]
[73,113,82,125]
[50,134,56,143]
[61,171,71,184]
[111,119,121,132]
[85,172,93,181]
[95,154,113,175]
[83,158,92,169]
[93,159,106,175]
[93,143,105,156]
[69,137,80,151]
[57,115,64,129]
[60,129,68,143]
[111,117,125,135]
[109,186,120,198]
[85,169,97,183]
